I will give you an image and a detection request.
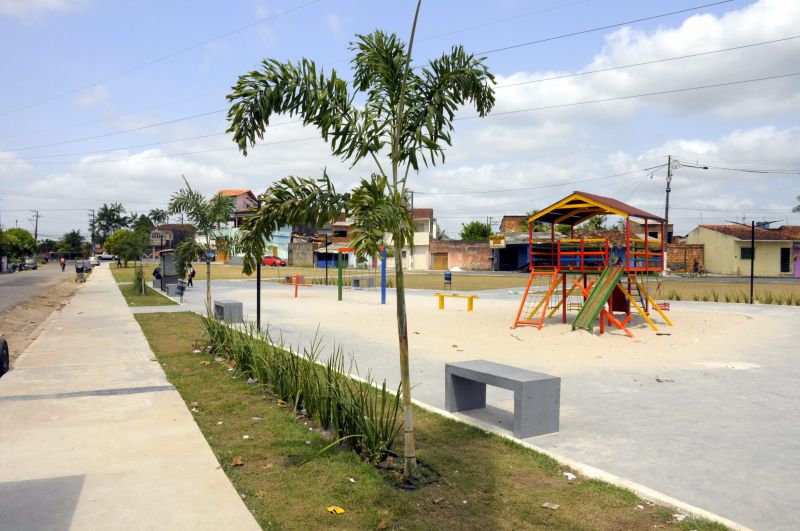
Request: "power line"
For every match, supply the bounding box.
[2,136,320,166]
[477,0,734,55]
[420,0,594,41]
[5,109,226,152]
[415,165,665,195]
[496,35,800,89]
[0,0,324,117]
[458,71,800,120]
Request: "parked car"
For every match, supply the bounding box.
[0,337,9,377]
[88,256,100,267]
[262,256,286,267]
[98,253,116,260]
[24,258,37,270]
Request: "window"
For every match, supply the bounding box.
[780,247,790,273]
[740,247,753,260]
[333,229,347,237]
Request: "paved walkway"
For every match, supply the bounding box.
[0,267,259,530]
[168,279,800,531]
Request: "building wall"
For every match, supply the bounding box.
[666,243,704,273]
[686,226,795,276]
[429,240,491,271]
[732,241,794,276]
[686,226,734,274]
[288,242,314,266]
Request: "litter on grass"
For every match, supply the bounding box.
[326,506,345,515]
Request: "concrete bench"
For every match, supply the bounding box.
[445,360,560,438]
[213,300,243,323]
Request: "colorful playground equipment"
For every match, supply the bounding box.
[512,191,672,337]
[283,274,312,298]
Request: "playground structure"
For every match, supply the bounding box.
[434,292,479,312]
[513,191,672,337]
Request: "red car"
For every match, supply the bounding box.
[262,256,286,267]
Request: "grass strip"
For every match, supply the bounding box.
[135,311,725,530]
[117,282,177,307]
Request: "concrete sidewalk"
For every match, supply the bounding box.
[0,267,260,530]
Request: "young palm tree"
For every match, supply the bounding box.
[148,208,169,226]
[226,0,494,478]
[168,176,235,310]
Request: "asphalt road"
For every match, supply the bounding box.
[0,263,70,313]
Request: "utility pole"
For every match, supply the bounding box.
[31,210,39,260]
[664,156,674,244]
[89,209,96,255]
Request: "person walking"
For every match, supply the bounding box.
[59,257,66,272]
[187,264,195,287]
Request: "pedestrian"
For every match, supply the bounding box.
[187,264,195,287]
[152,266,162,280]
[116,256,122,268]
[692,259,699,276]
[59,257,66,272]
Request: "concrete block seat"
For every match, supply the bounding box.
[445,359,560,438]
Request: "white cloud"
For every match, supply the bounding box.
[0,0,88,21]
[492,0,800,122]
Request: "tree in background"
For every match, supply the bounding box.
[168,176,235,310]
[37,239,59,254]
[226,0,495,479]
[459,220,492,240]
[104,229,148,267]
[96,202,129,244]
[611,218,626,230]
[130,213,154,233]
[583,216,607,230]
[434,226,448,240]
[148,208,169,226]
[3,228,36,259]
[58,230,84,255]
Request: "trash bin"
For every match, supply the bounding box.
[75,260,86,283]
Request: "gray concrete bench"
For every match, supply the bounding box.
[213,300,243,323]
[445,360,560,438]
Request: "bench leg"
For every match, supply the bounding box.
[445,374,486,412]
[467,298,474,312]
[438,295,445,310]
[513,379,561,438]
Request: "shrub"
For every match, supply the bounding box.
[201,316,401,463]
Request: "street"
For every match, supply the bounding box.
[0,264,70,313]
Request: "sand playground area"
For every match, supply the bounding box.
[161,279,800,530]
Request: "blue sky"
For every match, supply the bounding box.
[0,0,798,240]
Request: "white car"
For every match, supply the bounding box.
[98,253,115,260]
[88,256,100,266]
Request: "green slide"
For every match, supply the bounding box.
[572,265,624,332]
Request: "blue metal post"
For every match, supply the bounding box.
[381,246,387,305]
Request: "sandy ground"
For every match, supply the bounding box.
[0,272,81,364]
[155,279,800,530]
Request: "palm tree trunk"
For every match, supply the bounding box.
[393,241,418,479]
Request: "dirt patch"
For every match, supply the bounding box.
[1,274,81,364]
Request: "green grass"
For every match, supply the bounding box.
[117,283,177,307]
[134,311,726,530]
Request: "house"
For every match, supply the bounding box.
[500,215,527,233]
[219,189,258,227]
[150,224,195,251]
[385,208,439,270]
[212,189,293,263]
[686,224,800,277]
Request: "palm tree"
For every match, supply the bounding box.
[148,208,169,226]
[793,195,800,214]
[226,0,494,479]
[168,176,235,310]
[96,202,128,243]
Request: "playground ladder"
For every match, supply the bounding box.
[512,270,560,329]
[572,265,624,332]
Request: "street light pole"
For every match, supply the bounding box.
[256,200,262,330]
